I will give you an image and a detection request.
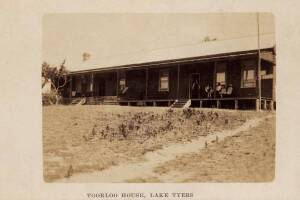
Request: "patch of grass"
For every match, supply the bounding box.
[43,105,258,182]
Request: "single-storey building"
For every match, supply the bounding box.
[61,35,276,110]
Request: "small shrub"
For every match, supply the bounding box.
[182,108,193,119]
[42,91,59,106]
[118,123,128,138]
[65,165,73,178]
[225,119,229,124]
[91,126,97,136]
[128,120,134,131]
[165,121,173,131]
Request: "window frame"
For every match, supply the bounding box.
[241,62,256,88]
[215,63,227,87]
[119,78,126,90]
[119,71,126,92]
[158,69,169,92]
[216,71,226,86]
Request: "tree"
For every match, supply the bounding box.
[42,60,69,105]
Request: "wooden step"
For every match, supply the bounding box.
[170,99,190,108]
[70,98,86,105]
[170,100,190,108]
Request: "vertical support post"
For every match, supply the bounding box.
[168,101,171,107]
[234,100,239,110]
[257,13,262,111]
[263,99,267,110]
[116,70,119,98]
[270,100,274,111]
[200,100,203,108]
[272,63,276,105]
[90,73,94,96]
[177,64,180,99]
[145,67,148,100]
[213,62,217,97]
[188,74,191,99]
[69,76,73,98]
[153,101,157,107]
[256,99,260,111]
[217,100,220,108]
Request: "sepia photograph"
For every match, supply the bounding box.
[42,13,276,183]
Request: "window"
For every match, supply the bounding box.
[216,63,226,86]
[216,72,226,86]
[119,71,126,92]
[261,74,273,79]
[261,65,274,79]
[241,60,256,88]
[242,69,256,88]
[119,78,126,91]
[261,70,267,76]
[159,70,169,92]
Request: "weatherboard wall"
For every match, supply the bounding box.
[65,50,275,101]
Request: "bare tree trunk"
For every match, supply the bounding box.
[55,94,59,105]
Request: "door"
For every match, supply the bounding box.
[99,79,106,96]
[189,73,200,99]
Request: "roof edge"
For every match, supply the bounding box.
[69,47,274,75]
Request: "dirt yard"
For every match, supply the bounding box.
[43,105,273,182]
[150,114,275,182]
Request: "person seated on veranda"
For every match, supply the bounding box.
[215,82,222,98]
[220,85,227,98]
[205,84,214,98]
[223,84,233,97]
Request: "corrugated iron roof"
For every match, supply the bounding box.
[71,34,275,73]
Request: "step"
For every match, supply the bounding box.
[170,99,190,108]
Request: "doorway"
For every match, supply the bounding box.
[189,73,201,99]
[98,79,106,96]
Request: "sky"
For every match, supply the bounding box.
[42,13,275,71]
